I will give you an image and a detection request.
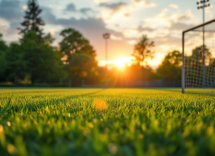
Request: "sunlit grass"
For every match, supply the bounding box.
[0,88,215,156]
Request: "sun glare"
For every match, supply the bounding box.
[113,57,133,69]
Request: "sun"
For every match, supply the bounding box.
[113,57,133,69]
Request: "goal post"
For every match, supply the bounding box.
[182,18,215,94]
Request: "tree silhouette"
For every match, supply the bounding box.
[18,0,44,41]
[0,34,8,82]
[59,28,96,64]
[132,35,154,67]
[157,51,182,81]
[185,45,211,87]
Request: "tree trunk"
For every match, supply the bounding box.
[15,77,18,87]
[31,77,35,86]
[69,80,71,87]
[69,74,72,87]
[82,79,85,87]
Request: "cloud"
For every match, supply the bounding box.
[0,18,10,36]
[169,22,194,31]
[99,2,127,9]
[144,8,194,32]
[94,0,111,4]
[124,13,131,18]
[99,2,131,23]
[127,40,137,45]
[169,4,178,9]
[205,5,214,18]
[43,7,121,38]
[0,0,23,21]
[131,0,156,8]
[65,3,76,12]
[42,7,132,59]
[80,8,95,14]
[0,0,23,37]
[45,6,136,59]
[111,35,122,40]
[100,2,128,17]
[49,29,58,35]
[64,3,96,16]
[122,29,140,38]
[120,23,154,39]
[119,8,195,51]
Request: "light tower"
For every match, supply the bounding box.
[197,0,210,88]
[103,33,110,87]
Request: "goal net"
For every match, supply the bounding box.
[182,19,215,94]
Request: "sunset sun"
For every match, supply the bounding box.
[113,57,133,69]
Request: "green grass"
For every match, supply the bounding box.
[185,88,215,94]
[0,88,215,156]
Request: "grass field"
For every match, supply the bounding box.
[0,88,215,156]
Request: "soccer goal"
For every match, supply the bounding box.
[182,18,215,94]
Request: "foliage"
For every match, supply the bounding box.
[0,34,8,81]
[109,65,156,87]
[157,50,182,81]
[67,53,99,86]
[59,28,97,64]
[128,64,155,81]
[191,45,211,62]
[132,35,155,67]
[5,42,26,84]
[20,31,63,84]
[1,88,215,156]
[18,0,44,40]
[69,53,97,78]
[185,45,211,87]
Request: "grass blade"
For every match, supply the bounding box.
[0,96,12,116]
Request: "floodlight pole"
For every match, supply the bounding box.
[105,39,108,87]
[182,32,185,93]
[203,5,205,88]
[103,33,110,87]
[197,0,210,88]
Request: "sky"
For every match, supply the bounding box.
[0,0,214,69]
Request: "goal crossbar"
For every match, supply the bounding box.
[183,18,215,34]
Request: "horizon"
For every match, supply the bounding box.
[0,0,214,68]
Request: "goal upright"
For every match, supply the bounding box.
[182,19,215,94]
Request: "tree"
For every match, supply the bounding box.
[69,53,96,77]
[21,31,62,85]
[68,53,97,86]
[5,43,26,85]
[157,50,182,81]
[132,35,155,67]
[59,28,97,64]
[191,45,211,62]
[37,34,64,83]
[0,34,8,82]
[18,0,44,41]
[185,45,211,87]
[59,28,97,86]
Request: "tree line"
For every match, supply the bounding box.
[1,0,211,87]
[0,0,98,86]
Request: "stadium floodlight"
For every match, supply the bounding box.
[103,33,110,87]
[196,0,210,89]
[182,18,215,94]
